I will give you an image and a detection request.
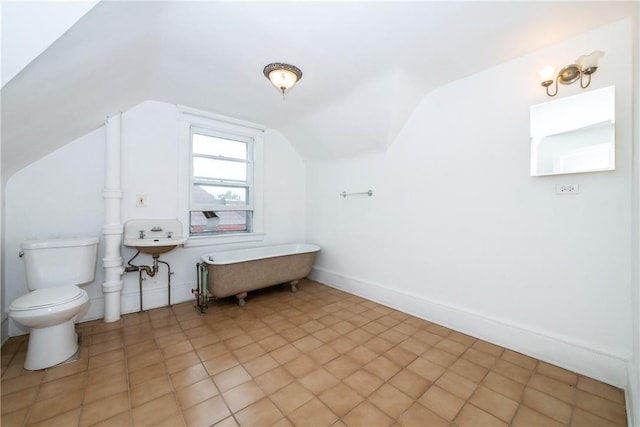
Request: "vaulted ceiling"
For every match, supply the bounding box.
[1,1,636,182]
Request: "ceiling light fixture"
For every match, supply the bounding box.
[540,50,604,97]
[263,63,303,97]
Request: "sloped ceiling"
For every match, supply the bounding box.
[1,1,636,182]
[1,0,100,86]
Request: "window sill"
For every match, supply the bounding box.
[184,233,265,248]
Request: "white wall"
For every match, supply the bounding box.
[3,100,306,335]
[5,127,106,334]
[308,18,634,390]
[628,4,640,427]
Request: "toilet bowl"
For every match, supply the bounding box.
[9,237,98,370]
[10,286,89,370]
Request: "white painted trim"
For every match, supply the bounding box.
[119,281,197,314]
[79,281,197,324]
[176,105,266,247]
[184,233,266,248]
[177,105,266,131]
[626,363,637,427]
[310,266,629,388]
[79,296,108,323]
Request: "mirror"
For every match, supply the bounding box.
[530,85,615,176]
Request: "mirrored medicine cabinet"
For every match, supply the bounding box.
[530,85,615,176]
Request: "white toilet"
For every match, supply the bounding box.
[9,236,98,370]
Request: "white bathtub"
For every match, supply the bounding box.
[200,244,320,306]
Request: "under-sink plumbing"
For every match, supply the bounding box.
[122,219,186,312]
[125,251,173,312]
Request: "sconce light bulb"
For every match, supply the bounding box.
[539,65,556,82]
[576,50,604,71]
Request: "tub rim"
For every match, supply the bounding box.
[200,243,320,265]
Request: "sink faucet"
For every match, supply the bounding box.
[139,230,145,239]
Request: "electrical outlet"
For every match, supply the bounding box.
[136,194,146,207]
[555,184,579,195]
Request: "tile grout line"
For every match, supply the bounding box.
[121,318,135,427]
[2,281,628,427]
[176,304,237,427]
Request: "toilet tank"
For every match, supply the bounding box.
[21,237,99,290]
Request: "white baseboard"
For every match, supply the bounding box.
[310,267,629,388]
[119,281,197,315]
[81,281,197,320]
[8,282,198,336]
[626,363,639,427]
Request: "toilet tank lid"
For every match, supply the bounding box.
[21,236,99,250]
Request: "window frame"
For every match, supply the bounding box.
[190,127,253,212]
[178,105,265,247]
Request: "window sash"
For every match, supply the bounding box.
[192,133,247,159]
[190,127,254,214]
[189,210,253,235]
[192,157,248,183]
[191,184,250,212]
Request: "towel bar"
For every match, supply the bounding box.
[340,190,373,198]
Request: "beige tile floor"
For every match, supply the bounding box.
[1,280,628,427]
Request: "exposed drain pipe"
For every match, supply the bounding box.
[102,114,124,322]
[125,251,174,312]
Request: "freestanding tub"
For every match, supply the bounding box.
[199,243,320,306]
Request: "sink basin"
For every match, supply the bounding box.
[123,219,187,256]
[123,237,188,256]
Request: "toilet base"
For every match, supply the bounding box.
[24,320,79,370]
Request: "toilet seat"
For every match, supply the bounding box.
[10,286,85,311]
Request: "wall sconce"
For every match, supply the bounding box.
[263,63,303,97]
[540,50,604,97]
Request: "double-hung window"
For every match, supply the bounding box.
[190,128,253,235]
[178,106,264,245]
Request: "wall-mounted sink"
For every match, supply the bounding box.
[123,219,187,256]
[123,237,188,256]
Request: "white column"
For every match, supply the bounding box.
[102,114,124,322]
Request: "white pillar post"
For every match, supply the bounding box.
[102,114,124,322]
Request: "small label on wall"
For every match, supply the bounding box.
[555,184,579,195]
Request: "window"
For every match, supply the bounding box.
[178,106,264,245]
[190,128,254,235]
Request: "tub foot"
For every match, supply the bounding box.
[235,292,247,306]
[290,280,299,293]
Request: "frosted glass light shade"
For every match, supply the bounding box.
[268,69,298,91]
[263,63,303,94]
[576,50,604,71]
[539,65,556,82]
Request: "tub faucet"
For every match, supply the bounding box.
[167,231,173,238]
[139,230,145,239]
